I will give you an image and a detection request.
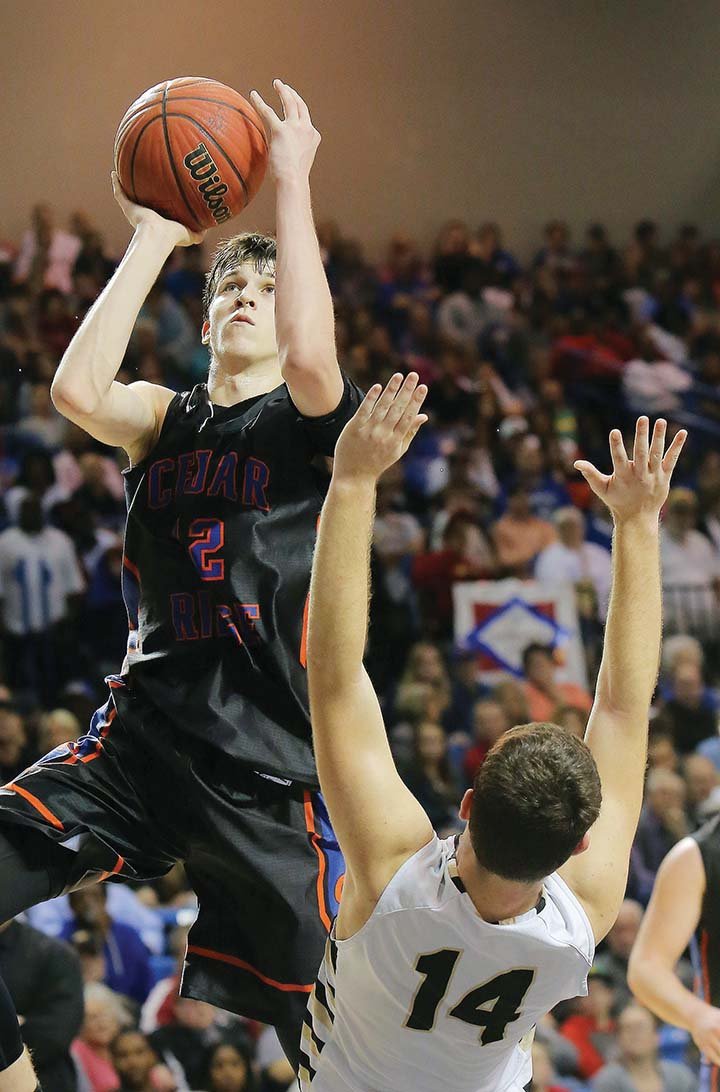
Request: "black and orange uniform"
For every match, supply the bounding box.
[693,815,720,1092]
[0,377,361,1052]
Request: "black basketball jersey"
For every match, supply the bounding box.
[693,815,720,1086]
[119,375,362,786]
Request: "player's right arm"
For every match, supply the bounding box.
[50,175,204,464]
[557,418,686,942]
[627,838,720,1065]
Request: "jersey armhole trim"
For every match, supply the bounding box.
[545,870,596,966]
[335,835,440,949]
[122,390,185,478]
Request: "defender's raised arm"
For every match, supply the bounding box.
[559,418,686,940]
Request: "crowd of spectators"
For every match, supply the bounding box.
[3,202,720,1089]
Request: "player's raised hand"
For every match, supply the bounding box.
[111,172,206,248]
[249,80,321,183]
[574,417,687,523]
[333,373,428,486]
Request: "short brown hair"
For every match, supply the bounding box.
[469,722,601,882]
[203,232,276,319]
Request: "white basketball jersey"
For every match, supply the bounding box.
[299,835,594,1092]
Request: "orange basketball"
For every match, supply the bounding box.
[114,77,268,231]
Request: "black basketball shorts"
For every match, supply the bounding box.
[0,676,345,1029]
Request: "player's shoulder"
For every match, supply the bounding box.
[372,834,450,917]
[543,871,595,961]
[654,836,705,894]
[126,380,177,412]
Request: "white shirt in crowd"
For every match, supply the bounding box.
[0,525,84,635]
[534,540,612,618]
[660,528,720,634]
[660,529,720,589]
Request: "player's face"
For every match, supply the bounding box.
[203,262,277,369]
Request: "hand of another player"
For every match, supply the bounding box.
[333,373,428,486]
[111,172,206,248]
[574,417,687,525]
[691,1004,720,1066]
[249,80,321,182]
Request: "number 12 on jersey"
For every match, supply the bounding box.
[405,950,535,1045]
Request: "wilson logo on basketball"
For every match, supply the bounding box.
[182,143,232,225]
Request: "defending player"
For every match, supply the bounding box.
[0,81,357,1075]
[304,378,686,1092]
[629,817,720,1090]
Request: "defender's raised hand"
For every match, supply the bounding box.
[250,80,321,183]
[574,417,687,522]
[333,373,428,485]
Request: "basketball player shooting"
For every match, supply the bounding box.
[0,80,360,1087]
[304,377,686,1092]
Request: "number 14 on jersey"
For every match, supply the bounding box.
[405,950,535,1045]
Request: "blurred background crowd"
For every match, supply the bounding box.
[2,202,720,1090]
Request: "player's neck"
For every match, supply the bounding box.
[456,834,543,922]
[207,355,283,406]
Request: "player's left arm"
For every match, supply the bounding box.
[251,81,343,417]
[307,374,434,897]
[626,838,720,1063]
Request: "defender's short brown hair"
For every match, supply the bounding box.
[203,232,276,319]
[469,722,602,882]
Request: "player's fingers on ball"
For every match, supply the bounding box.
[662,428,688,475]
[278,79,308,114]
[283,81,311,120]
[249,90,279,128]
[111,172,127,201]
[274,79,300,120]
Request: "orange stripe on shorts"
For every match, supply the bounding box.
[187,945,313,993]
[5,782,64,831]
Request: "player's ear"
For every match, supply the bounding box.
[459,788,474,821]
[570,831,591,858]
[201,320,211,345]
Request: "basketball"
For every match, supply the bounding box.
[113,76,268,231]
